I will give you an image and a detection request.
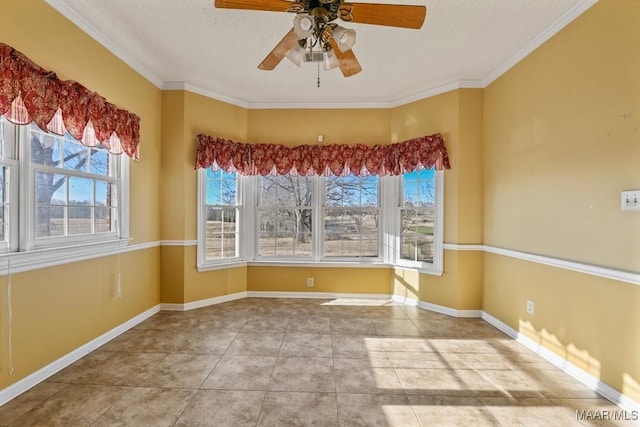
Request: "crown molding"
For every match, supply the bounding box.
[389,80,484,108]
[44,0,164,89]
[482,0,598,87]
[162,82,249,109]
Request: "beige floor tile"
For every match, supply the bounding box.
[334,358,403,394]
[480,396,586,427]
[241,316,289,333]
[279,333,333,358]
[386,351,448,369]
[331,317,376,335]
[0,382,66,425]
[46,351,113,384]
[286,315,332,333]
[202,355,277,390]
[10,384,129,426]
[224,332,285,356]
[332,335,385,358]
[337,393,421,426]
[71,352,167,386]
[1,298,622,426]
[394,368,473,396]
[371,319,422,337]
[440,351,513,370]
[455,368,545,398]
[146,354,220,388]
[269,357,335,392]
[175,390,265,426]
[409,395,500,427]
[257,391,338,426]
[379,337,434,352]
[92,387,196,427]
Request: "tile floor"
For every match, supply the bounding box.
[0,298,635,426]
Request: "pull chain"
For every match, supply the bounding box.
[317,59,321,88]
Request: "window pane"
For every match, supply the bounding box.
[259,207,312,256]
[260,175,312,207]
[403,168,435,206]
[69,177,93,206]
[36,172,66,204]
[205,206,238,260]
[89,149,109,176]
[69,206,92,235]
[30,127,61,167]
[36,206,65,238]
[63,139,89,172]
[400,208,434,263]
[95,180,114,207]
[95,206,113,233]
[324,208,378,257]
[326,175,378,207]
[1,117,17,159]
[206,168,237,205]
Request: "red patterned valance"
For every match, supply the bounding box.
[196,133,450,176]
[0,43,140,159]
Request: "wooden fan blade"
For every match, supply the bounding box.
[339,3,426,29]
[328,38,362,77]
[258,28,300,70]
[214,0,292,12]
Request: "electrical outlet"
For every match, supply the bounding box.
[307,277,314,287]
[621,190,640,211]
[526,299,535,315]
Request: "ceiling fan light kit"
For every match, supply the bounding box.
[214,0,426,78]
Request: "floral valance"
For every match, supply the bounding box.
[0,43,140,159]
[196,133,450,176]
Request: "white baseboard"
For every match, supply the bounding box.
[392,295,482,318]
[0,305,160,406]
[246,291,392,300]
[481,312,640,414]
[160,291,247,311]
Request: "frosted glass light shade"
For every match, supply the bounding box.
[333,26,356,52]
[293,14,314,39]
[324,50,339,71]
[285,44,306,67]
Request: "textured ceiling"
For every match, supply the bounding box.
[45,0,596,108]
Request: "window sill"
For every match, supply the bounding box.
[197,261,248,272]
[248,260,391,269]
[0,238,131,275]
[393,263,443,276]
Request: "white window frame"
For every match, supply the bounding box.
[0,117,130,274]
[197,168,243,270]
[394,169,444,275]
[196,169,443,273]
[255,174,316,261]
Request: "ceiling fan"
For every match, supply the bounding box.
[214,0,427,77]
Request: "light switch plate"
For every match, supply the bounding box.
[621,190,640,211]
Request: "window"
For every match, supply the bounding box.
[258,175,313,258]
[196,168,442,274]
[398,168,443,272]
[0,116,128,256]
[324,175,379,258]
[201,168,240,262]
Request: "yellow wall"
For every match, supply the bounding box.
[159,91,249,303]
[482,0,640,401]
[247,108,390,146]
[248,267,391,294]
[390,90,484,310]
[0,1,162,390]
